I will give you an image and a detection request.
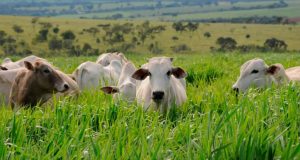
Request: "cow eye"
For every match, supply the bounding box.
[167,71,171,76]
[251,70,259,74]
[43,69,50,74]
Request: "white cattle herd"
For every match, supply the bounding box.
[0,54,299,113]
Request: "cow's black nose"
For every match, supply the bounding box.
[64,84,69,90]
[233,87,239,93]
[152,91,164,100]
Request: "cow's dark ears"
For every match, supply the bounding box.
[24,61,34,71]
[132,68,150,80]
[101,86,119,94]
[0,66,8,70]
[171,67,187,79]
[266,65,279,75]
[169,57,174,62]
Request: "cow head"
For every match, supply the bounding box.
[132,57,186,104]
[232,58,283,93]
[24,61,69,93]
[101,82,136,102]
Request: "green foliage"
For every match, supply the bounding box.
[216,37,237,52]
[12,25,24,34]
[48,36,62,51]
[264,38,287,52]
[171,44,191,53]
[35,29,49,42]
[61,30,76,40]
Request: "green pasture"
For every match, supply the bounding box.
[0,53,299,159]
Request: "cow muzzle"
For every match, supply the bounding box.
[152,91,164,102]
[56,82,70,92]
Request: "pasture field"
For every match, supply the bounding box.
[0,15,300,56]
[0,53,299,159]
[2,0,298,21]
[53,0,300,21]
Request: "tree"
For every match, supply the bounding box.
[61,30,76,40]
[82,43,92,52]
[185,22,198,32]
[172,36,179,41]
[31,17,39,31]
[216,37,237,51]
[172,22,185,32]
[3,43,17,55]
[48,36,62,50]
[148,41,163,54]
[39,22,53,29]
[204,32,211,38]
[110,13,123,20]
[171,44,191,53]
[0,30,7,46]
[84,27,99,37]
[53,27,60,34]
[264,38,287,51]
[35,29,48,42]
[12,25,24,34]
[108,33,124,45]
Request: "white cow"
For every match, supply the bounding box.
[72,60,122,90]
[232,58,300,93]
[96,52,127,66]
[15,55,50,67]
[0,68,24,105]
[1,55,51,70]
[101,61,137,102]
[1,58,21,70]
[132,57,187,113]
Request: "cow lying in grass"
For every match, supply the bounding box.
[9,61,70,109]
[96,52,127,66]
[1,55,50,70]
[232,58,300,93]
[0,55,79,108]
[132,57,187,113]
[101,61,137,102]
[72,60,122,90]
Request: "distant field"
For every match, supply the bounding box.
[57,0,300,21]
[0,0,299,21]
[0,15,299,56]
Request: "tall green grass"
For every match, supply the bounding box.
[0,53,299,159]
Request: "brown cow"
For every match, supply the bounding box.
[9,61,69,109]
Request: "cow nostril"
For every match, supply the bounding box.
[64,84,69,90]
[152,91,164,100]
[233,87,239,93]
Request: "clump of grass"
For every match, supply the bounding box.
[186,67,224,85]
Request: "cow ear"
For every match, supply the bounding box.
[101,86,119,94]
[171,67,187,79]
[169,57,174,62]
[24,61,34,71]
[132,68,150,80]
[266,65,279,75]
[0,66,8,70]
